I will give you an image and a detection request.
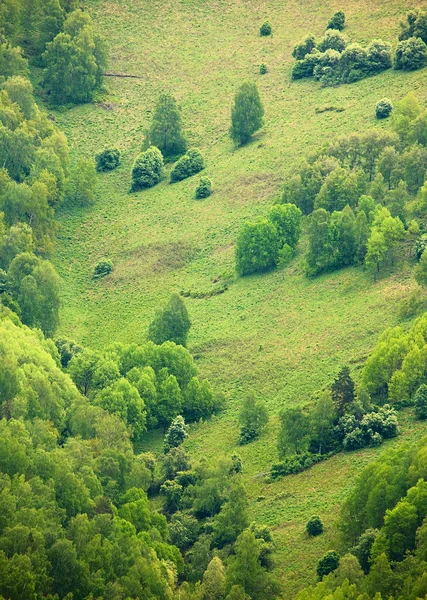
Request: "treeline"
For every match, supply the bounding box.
[292,8,427,86]
[294,434,427,599]
[0,313,280,600]
[0,1,107,105]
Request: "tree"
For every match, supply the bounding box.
[170,148,204,183]
[164,415,189,452]
[277,407,310,457]
[376,98,393,119]
[317,550,340,579]
[148,293,191,347]
[238,394,269,444]
[95,378,146,441]
[212,481,249,547]
[365,228,387,278]
[131,146,164,190]
[195,177,212,199]
[331,366,355,418]
[7,252,60,336]
[235,218,279,276]
[305,208,331,276]
[66,157,96,205]
[3,77,35,120]
[306,516,323,536]
[0,43,28,80]
[268,203,302,249]
[310,391,336,454]
[0,222,34,270]
[395,37,427,71]
[149,92,187,159]
[95,147,121,172]
[230,82,264,145]
[327,11,345,30]
[202,557,226,600]
[414,384,427,419]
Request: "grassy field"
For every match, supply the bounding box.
[51,0,427,595]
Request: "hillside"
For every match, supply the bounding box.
[49,0,427,595]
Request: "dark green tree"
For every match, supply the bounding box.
[277,407,310,457]
[317,550,340,579]
[164,415,189,452]
[331,366,355,418]
[327,11,345,31]
[148,293,191,347]
[149,92,187,159]
[235,218,279,276]
[268,203,302,249]
[238,394,269,445]
[414,384,427,419]
[395,37,427,71]
[230,82,264,145]
[131,146,164,190]
[306,515,323,536]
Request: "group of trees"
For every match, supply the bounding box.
[292,8,427,87]
[0,2,107,105]
[293,435,427,600]
[235,203,302,276]
[271,366,399,479]
[0,312,280,600]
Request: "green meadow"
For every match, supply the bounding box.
[52,0,427,594]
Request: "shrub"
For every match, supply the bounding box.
[317,30,347,53]
[292,35,316,60]
[170,149,204,183]
[395,37,427,71]
[259,21,272,36]
[164,416,189,453]
[235,218,279,276]
[148,293,191,347]
[131,146,164,190]
[291,51,320,80]
[93,258,113,278]
[259,63,268,74]
[149,92,187,159]
[238,395,269,444]
[195,176,212,199]
[327,11,345,31]
[313,50,341,83]
[270,452,323,479]
[306,516,323,536]
[375,98,393,119]
[338,43,370,83]
[317,551,340,579]
[366,40,393,74]
[96,147,121,172]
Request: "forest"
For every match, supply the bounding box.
[3,0,427,599]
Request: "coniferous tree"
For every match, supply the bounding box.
[230,82,264,145]
[148,293,191,347]
[164,415,189,452]
[331,366,355,418]
[149,92,187,159]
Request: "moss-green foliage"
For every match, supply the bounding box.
[230,82,264,145]
[259,21,272,37]
[42,10,107,105]
[326,11,345,31]
[306,515,324,536]
[148,292,191,347]
[95,147,121,172]
[93,258,113,278]
[235,218,279,276]
[375,97,393,118]
[170,148,205,183]
[238,395,269,444]
[149,92,187,159]
[195,176,212,199]
[395,37,427,71]
[131,146,164,190]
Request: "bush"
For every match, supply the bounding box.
[96,147,121,172]
[338,43,370,83]
[317,551,340,579]
[230,82,264,145]
[291,51,320,80]
[131,146,164,190]
[270,452,323,479]
[260,21,272,36]
[366,40,393,74]
[317,30,347,53]
[395,37,427,71]
[313,50,341,83]
[238,395,269,444]
[195,177,212,199]
[306,516,323,536]
[235,218,279,276]
[327,11,345,31]
[292,35,316,60]
[259,63,268,74]
[375,98,393,119]
[93,258,113,279]
[170,149,204,183]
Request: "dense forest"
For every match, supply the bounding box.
[3,0,427,599]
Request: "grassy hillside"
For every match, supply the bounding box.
[52,0,427,595]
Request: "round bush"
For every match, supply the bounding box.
[259,63,268,74]
[93,258,113,279]
[260,21,272,36]
[291,51,320,80]
[170,148,204,183]
[317,30,347,53]
[327,11,345,31]
[375,98,393,119]
[95,147,121,172]
[317,551,340,580]
[131,146,164,190]
[195,177,212,199]
[395,37,427,71]
[306,515,323,536]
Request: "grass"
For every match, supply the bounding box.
[51,0,427,595]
